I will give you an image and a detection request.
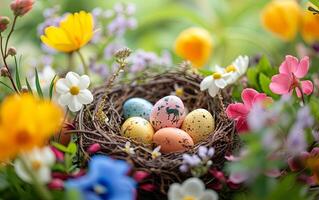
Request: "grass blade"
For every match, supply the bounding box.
[0,80,14,92]
[14,56,22,91]
[49,75,56,100]
[25,78,33,95]
[34,68,43,98]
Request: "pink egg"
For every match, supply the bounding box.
[153,128,194,153]
[150,95,186,130]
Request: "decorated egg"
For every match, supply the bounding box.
[181,108,215,143]
[150,95,186,130]
[123,98,153,120]
[121,117,154,144]
[153,127,194,153]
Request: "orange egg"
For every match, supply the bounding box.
[153,128,194,153]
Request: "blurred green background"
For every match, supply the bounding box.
[0,0,293,68]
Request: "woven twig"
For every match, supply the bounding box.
[73,69,237,195]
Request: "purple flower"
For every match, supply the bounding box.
[198,146,215,160]
[104,43,124,59]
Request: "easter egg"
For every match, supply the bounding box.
[153,128,194,153]
[150,95,186,130]
[121,117,154,144]
[181,109,215,144]
[123,98,153,120]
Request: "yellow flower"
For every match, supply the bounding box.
[261,0,301,41]
[41,11,94,53]
[301,5,319,43]
[174,27,213,68]
[0,94,63,161]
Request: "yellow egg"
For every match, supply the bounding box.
[121,117,154,144]
[153,128,194,153]
[181,109,215,144]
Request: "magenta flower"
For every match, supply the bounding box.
[226,88,273,133]
[269,55,313,98]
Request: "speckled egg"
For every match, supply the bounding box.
[153,128,194,153]
[123,98,153,120]
[121,117,154,144]
[150,95,186,130]
[181,108,215,143]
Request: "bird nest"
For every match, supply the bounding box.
[74,69,237,198]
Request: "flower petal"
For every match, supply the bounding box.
[215,79,227,89]
[58,93,72,106]
[65,72,80,86]
[68,96,83,112]
[79,75,90,89]
[236,116,249,133]
[199,190,219,200]
[168,183,184,200]
[37,166,52,183]
[269,73,292,95]
[182,178,205,198]
[301,80,313,95]
[241,88,259,108]
[208,84,219,97]
[295,56,309,78]
[55,78,70,94]
[77,89,94,105]
[200,76,213,91]
[14,159,32,183]
[226,103,249,119]
[279,55,298,75]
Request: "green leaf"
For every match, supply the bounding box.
[51,142,69,153]
[258,73,272,95]
[25,78,33,95]
[14,56,21,91]
[247,68,260,90]
[257,56,276,77]
[65,189,82,200]
[0,80,14,92]
[67,142,77,155]
[49,75,56,100]
[198,69,213,76]
[34,68,43,98]
[310,0,319,8]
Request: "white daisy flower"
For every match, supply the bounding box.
[221,55,249,84]
[200,72,230,97]
[56,72,94,112]
[14,146,56,184]
[123,141,135,155]
[168,177,218,200]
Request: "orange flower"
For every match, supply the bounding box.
[261,0,301,41]
[301,5,319,43]
[0,94,63,161]
[174,27,213,68]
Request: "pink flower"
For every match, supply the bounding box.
[270,55,313,98]
[10,0,34,16]
[226,88,273,133]
[87,143,101,154]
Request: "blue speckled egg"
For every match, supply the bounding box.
[123,98,153,120]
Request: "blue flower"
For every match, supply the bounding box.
[66,155,136,200]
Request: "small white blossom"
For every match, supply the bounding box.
[31,65,56,90]
[56,72,94,112]
[14,146,55,184]
[151,146,161,159]
[123,142,135,155]
[168,177,218,200]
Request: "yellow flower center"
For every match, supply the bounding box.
[183,196,197,200]
[212,72,222,79]
[175,88,184,97]
[225,65,237,73]
[31,160,42,171]
[69,86,80,95]
[93,184,108,195]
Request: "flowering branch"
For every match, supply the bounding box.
[4,15,18,57]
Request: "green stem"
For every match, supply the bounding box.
[297,85,305,106]
[76,50,88,74]
[68,52,75,71]
[57,108,69,143]
[19,157,53,200]
[4,15,18,58]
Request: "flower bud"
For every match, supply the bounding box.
[0,67,9,77]
[48,179,64,190]
[10,0,34,16]
[21,86,29,93]
[0,16,10,32]
[87,143,101,154]
[7,47,17,56]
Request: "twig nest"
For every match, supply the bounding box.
[75,69,237,195]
